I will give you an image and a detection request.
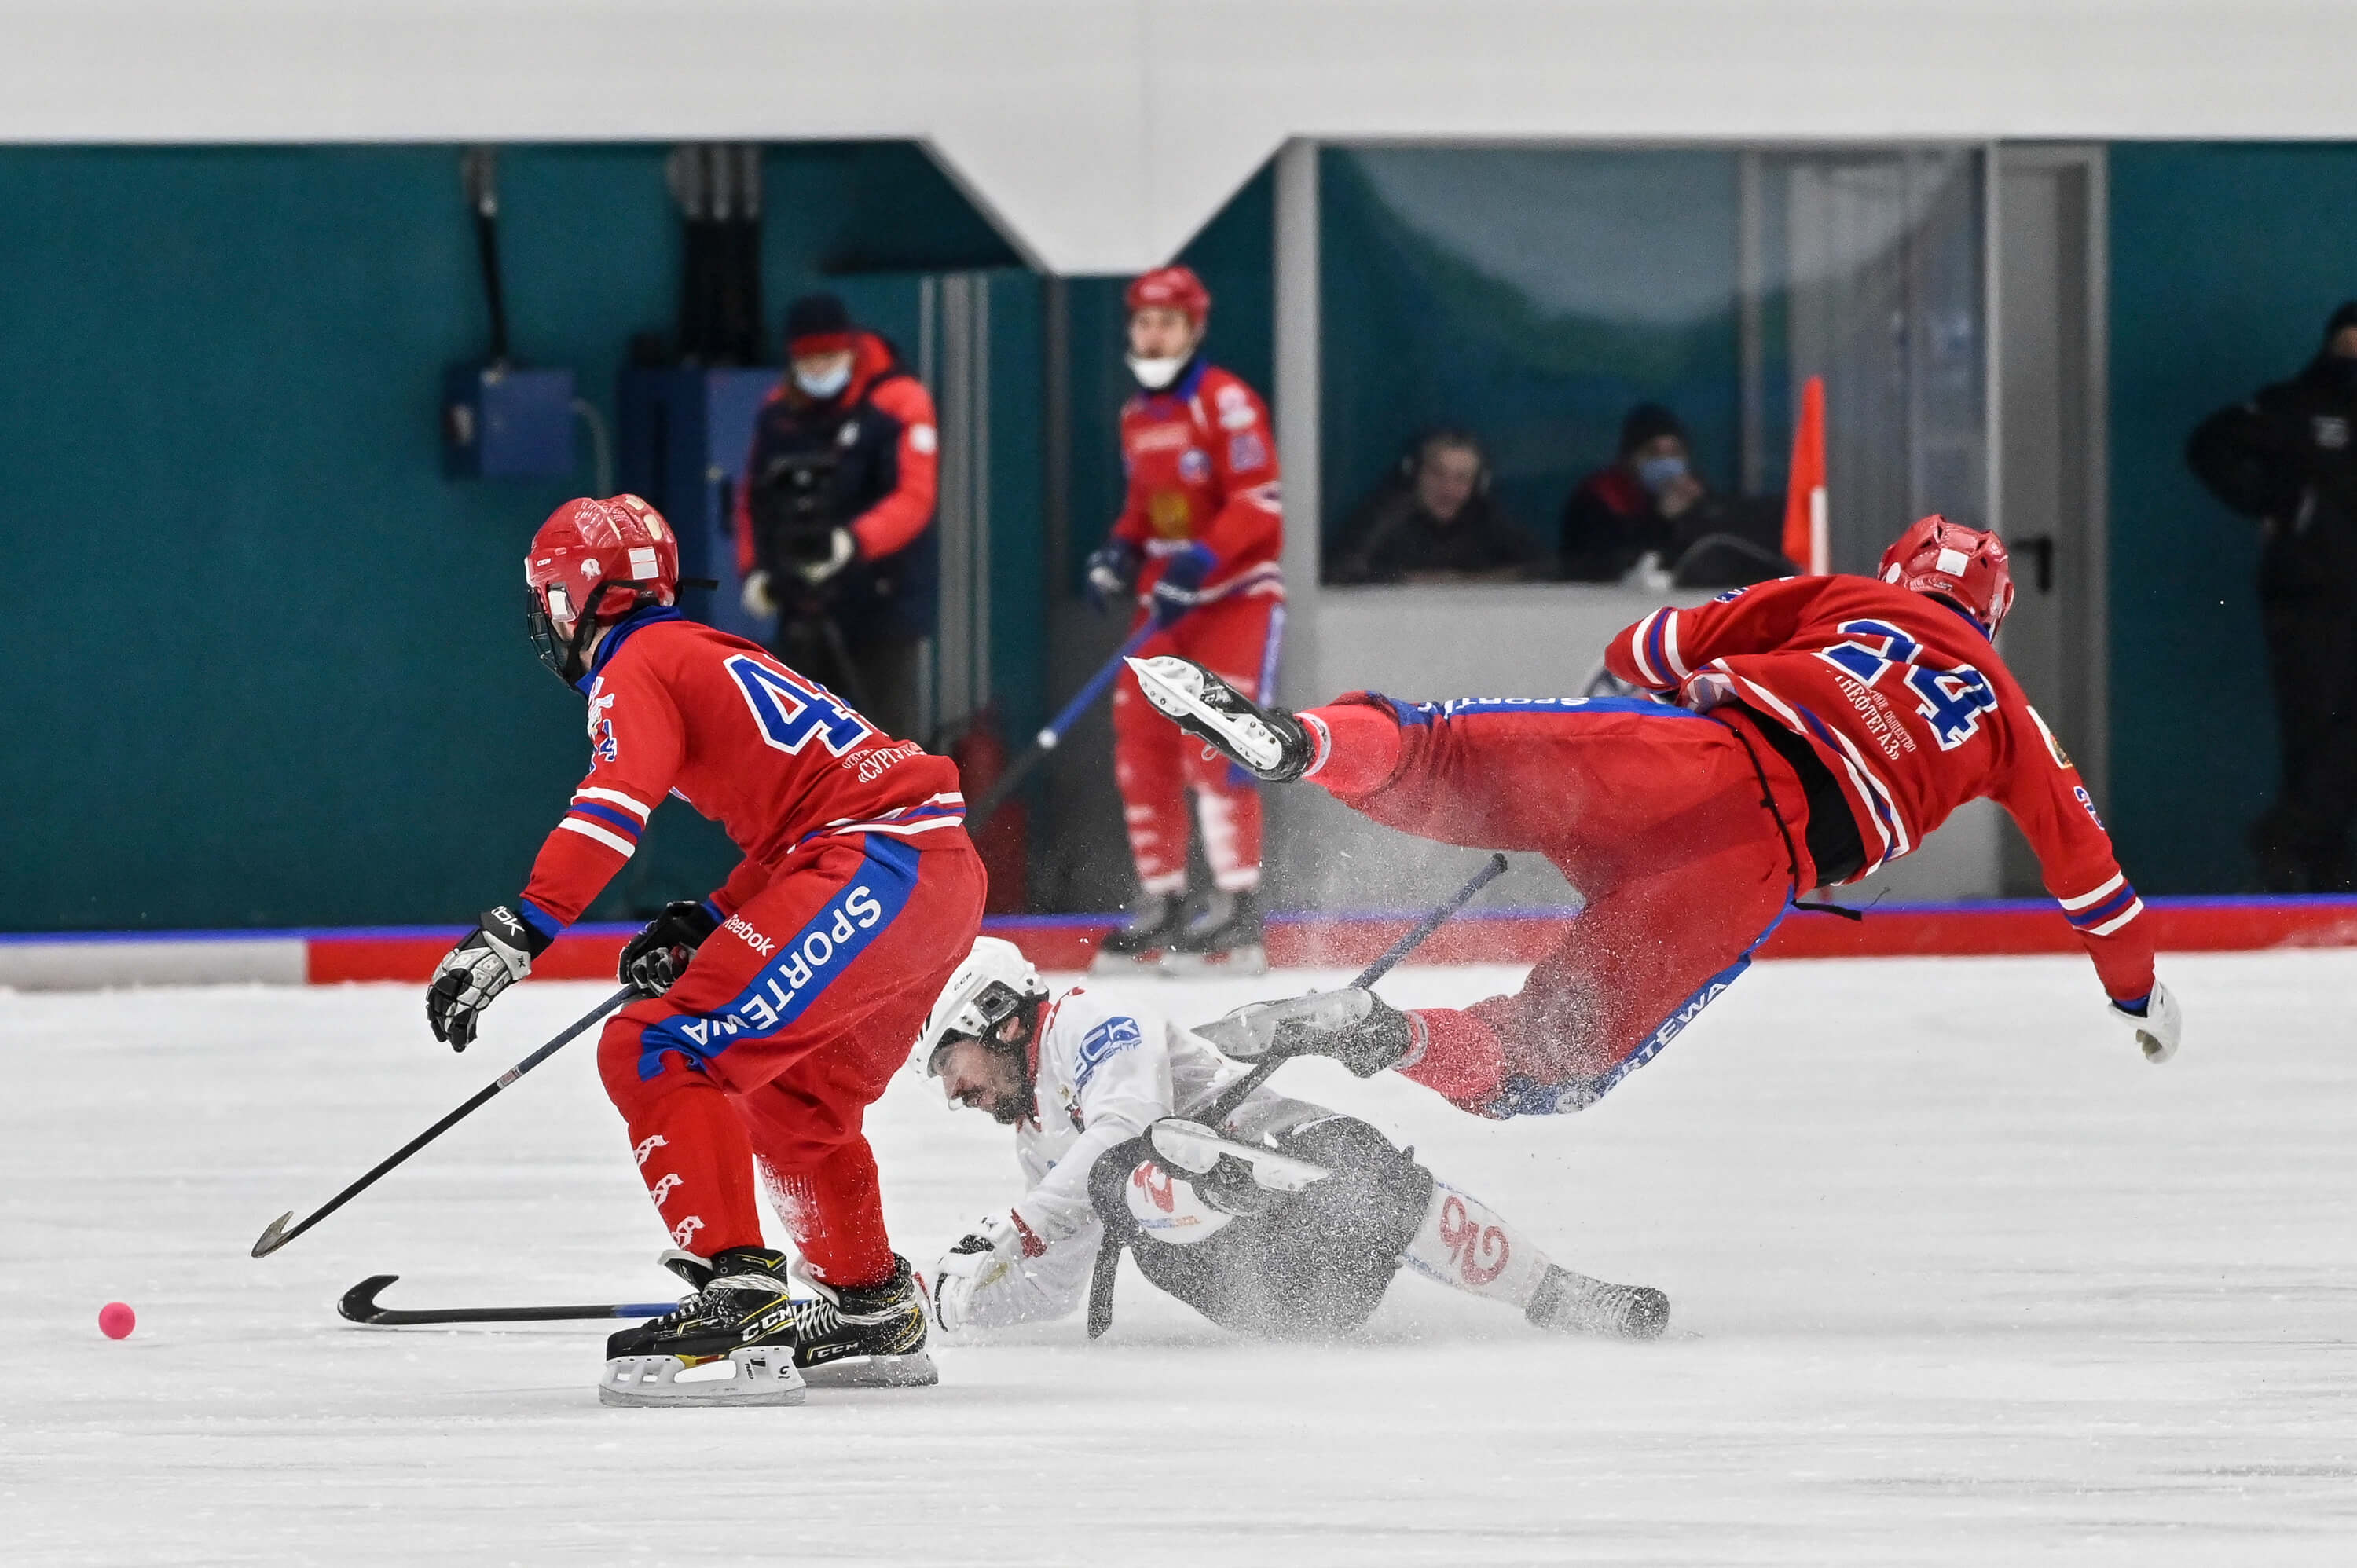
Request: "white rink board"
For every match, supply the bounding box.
[4,955,2354,1566]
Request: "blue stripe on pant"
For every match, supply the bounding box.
[636,835,922,1081]
[1482,899,1791,1118]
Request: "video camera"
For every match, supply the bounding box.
[749,449,847,575]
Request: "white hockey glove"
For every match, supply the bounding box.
[795,528,859,586]
[739,569,775,617]
[2109,980,2182,1064]
[928,1212,1025,1333]
[425,907,544,1052]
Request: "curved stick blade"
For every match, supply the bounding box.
[250,1211,297,1258]
[337,1274,401,1323]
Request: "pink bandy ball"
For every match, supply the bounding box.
[98,1302,136,1340]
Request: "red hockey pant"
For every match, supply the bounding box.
[1303,694,1817,1119]
[1109,590,1283,895]
[596,831,985,1287]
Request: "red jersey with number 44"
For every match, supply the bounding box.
[518,610,965,932]
[1112,360,1282,603]
[1606,574,2154,1003]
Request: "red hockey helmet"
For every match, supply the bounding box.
[1877,514,2015,637]
[1125,265,1211,322]
[524,494,680,682]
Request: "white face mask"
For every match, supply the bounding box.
[794,361,852,399]
[1127,354,1189,391]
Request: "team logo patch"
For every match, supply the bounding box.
[1124,1160,1234,1244]
[1178,448,1211,483]
[1227,430,1268,471]
[2315,416,2349,450]
[1074,1015,1142,1091]
[1215,383,1255,430]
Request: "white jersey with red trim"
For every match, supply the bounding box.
[1604,573,2156,1004]
[953,987,1319,1332]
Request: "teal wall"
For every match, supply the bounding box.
[2106,143,2357,892]
[0,143,1024,932]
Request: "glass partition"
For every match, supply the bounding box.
[1318,145,1985,585]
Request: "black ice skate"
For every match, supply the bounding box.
[790,1255,938,1389]
[600,1246,808,1406]
[1160,888,1270,977]
[1193,987,1415,1077]
[1524,1263,1670,1342]
[1092,889,1187,973]
[1124,656,1314,783]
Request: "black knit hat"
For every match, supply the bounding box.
[784,292,852,352]
[1618,401,1687,457]
[2325,300,2357,345]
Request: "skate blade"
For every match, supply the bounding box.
[799,1349,939,1389]
[1149,1119,1330,1190]
[1158,943,1270,980]
[1123,658,1285,773]
[598,1346,808,1407]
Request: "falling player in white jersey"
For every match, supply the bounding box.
[914,939,1666,1342]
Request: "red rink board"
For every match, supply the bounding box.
[303,897,2357,985]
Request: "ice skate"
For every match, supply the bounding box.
[1092,889,1187,973]
[1523,1263,1670,1343]
[1124,655,1314,782]
[1149,1117,1331,1196]
[1193,987,1414,1077]
[789,1255,939,1390]
[599,1246,809,1407]
[1159,888,1270,977]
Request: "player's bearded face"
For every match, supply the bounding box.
[937,1035,1029,1125]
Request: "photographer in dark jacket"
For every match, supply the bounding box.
[733,292,940,740]
[2187,301,2357,892]
[1328,430,1544,584]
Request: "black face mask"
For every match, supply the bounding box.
[526,588,602,687]
[2330,355,2357,391]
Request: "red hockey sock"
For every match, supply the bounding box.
[1299,703,1402,797]
[618,1082,764,1257]
[1395,1008,1512,1117]
[757,1139,896,1290]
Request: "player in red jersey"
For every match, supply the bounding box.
[424,494,984,1405]
[1083,265,1285,974]
[1125,515,2183,1120]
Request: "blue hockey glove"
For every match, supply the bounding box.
[1085,539,1141,614]
[426,907,552,1052]
[1149,543,1216,628]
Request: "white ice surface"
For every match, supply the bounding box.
[4,954,2355,1566]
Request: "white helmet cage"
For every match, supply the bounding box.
[916,937,1050,1077]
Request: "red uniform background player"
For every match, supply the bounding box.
[424,494,984,1405]
[1128,516,2183,1120]
[1083,265,1284,973]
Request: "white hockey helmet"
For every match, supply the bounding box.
[915,936,1050,1076]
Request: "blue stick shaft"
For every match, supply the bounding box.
[1041,624,1156,747]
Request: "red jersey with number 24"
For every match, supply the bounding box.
[518,611,965,932]
[1605,575,2154,1003]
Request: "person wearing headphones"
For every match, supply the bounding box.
[1329,430,1545,585]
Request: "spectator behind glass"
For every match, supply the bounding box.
[1559,403,1707,582]
[1329,430,1545,584]
[2187,300,2357,892]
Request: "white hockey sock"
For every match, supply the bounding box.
[1399,1180,1552,1311]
